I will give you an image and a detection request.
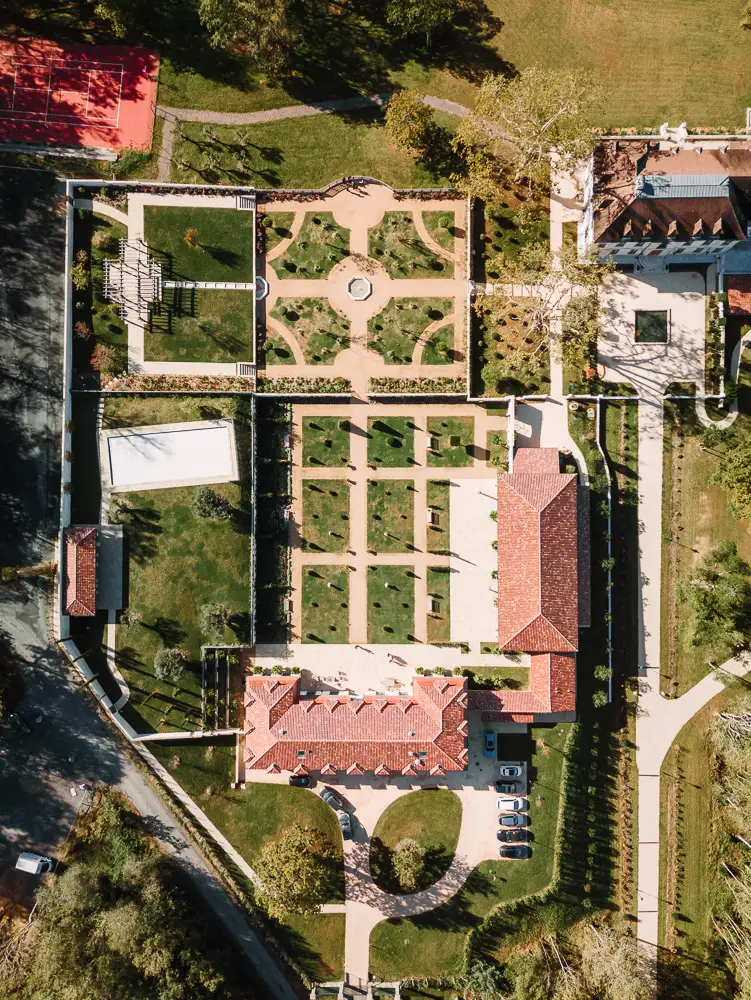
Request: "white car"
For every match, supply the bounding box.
[496,797,527,811]
[499,764,522,778]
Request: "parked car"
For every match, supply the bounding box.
[319,786,345,810]
[289,774,311,788]
[497,829,530,843]
[500,845,530,860]
[337,810,353,840]
[495,780,522,795]
[499,813,527,828]
[499,764,522,778]
[8,713,30,736]
[496,797,527,811]
[484,730,496,759]
[15,852,53,875]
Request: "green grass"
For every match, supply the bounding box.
[426,416,475,467]
[301,565,350,643]
[103,394,241,428]
[482,200,550,274]
[301,479,350,552]
[368,297,453,365]
[367,480,416,553]
[370,790,462,894]
[485,428,508,470]
[422,210,458,254]
[421,325,456,365]
[274,912,345,982]
[146,288,254,362]
[426,567,451,643]
[369,722,570,980]
[426,480,451,554]
[271,297,350,364]
[369,212,453,279]
[115,484,250,733]
[367,565,416,644]
[170,111,457,189]
[302,416,351,467]
[472,296,551,397]
[464,665,529,690]
[262,334,296,364]
[367,417,416,467]
[259,211,295,252]
[271,212,349,279]
[144,205,255,282]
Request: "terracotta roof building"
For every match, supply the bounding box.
[64,526,97,617]
[726,275,751,316]
[585,139,751,258]
[243,675,468,775]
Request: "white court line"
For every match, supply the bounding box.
[84,68,92,119]
[43,65,53,126]
[113,64,124,130]
[9,65,18,112]
[9,58,124,70]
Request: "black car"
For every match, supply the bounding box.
[289,774,311,788]
[495,780,523,795]
[497,829,530,843]
[500,845,531,859]
[319,785,346,810]
[338,810,353,840]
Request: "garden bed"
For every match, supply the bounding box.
[367,565,416,643]
[301,565,350,643]
[368,297,453,365]
[426,480,451,554]
[472,296,550,397]
[426,567,451,642]
[367,417,416,467]
[422,210,459,254]
[369,212,453,279]
[302,416,351,467]
[426,416,475,467]
[367,480,416,553]
[271,211,349,278]
[301,479,350,552]
[271,297,350,364]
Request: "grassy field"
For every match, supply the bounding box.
[368,297,453,365]
[271,212,350,278]
[262,334,295,364]
[485,428,508,469]
[369,723,570,979]
[426,480,451,554]
[369,212,453,279]
[259,211,295,252]
[367,417,416,467]
[302,416,351,467]
[370,790,462,894]
[271,297,350,364]
[103,394,241,428]
[464,665,529,690]
[301,565,350,643]
[368,480,415,553]
[146,288,254,362]
[426,567,451,642]
[144,206,255,282]
[427,416,475,467]
[368,565,416,643]
[301,479,350,552]
[421,324,456,365]
[422,211,458,254]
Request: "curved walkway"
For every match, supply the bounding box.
[695,333,751,429]
[73,197,130,228]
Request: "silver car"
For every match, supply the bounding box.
[496,797,527,811]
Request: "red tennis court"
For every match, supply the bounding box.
[0,38,159,151]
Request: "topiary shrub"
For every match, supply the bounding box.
[154,647,185,684]
[193,485,230,521]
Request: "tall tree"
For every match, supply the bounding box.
[391,837,427,891]
[198,0,296,76]
[385,0,458,46]
[255,824,338,915]
[455,66,601,188]
[384,91,434,157]
[711,440,751,520]
[681,539,751,657]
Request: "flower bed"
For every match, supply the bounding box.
[368,376,466,395]
[103,373,256,392]
[256,376,351,394]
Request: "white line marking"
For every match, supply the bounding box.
[113,65,124,129]
[10,66,18,112]
[84,68,92,119]
[43,65,53,126]
[0,58,124,129]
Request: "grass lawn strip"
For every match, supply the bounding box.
[426,480,451,554]
[146,288,254,362]
[89,213,128,368]
[301,565,350,643]
[367,480,415,553]
[301,479,350,553]
[369,211,453,279]
[115,484,249,733]
[485,428,508,469]
[370,790,461,894]
[427,416,475,467]
[421,324,455,365]
[271,297,350,364]
[302,416,351,467]
[271,211,350,278]
[464,665,529,690]
[368,297,452,365]
[262,334,296,364]
[421,210,458,254]
[367,565,416,644]
[259,211,295,253]
[144,205,254,282]
[369,723,569,979]
[103,394,240,429]
[426,567,451,642]
[367,417,416,468]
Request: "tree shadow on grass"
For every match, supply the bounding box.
[370,838,455,895]
[119,506,162,565]
[143,616,187,648]
[199,244,243,270]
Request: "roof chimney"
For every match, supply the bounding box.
[692,219,705,236]
[667,220,678,237]
[713,218,724,236]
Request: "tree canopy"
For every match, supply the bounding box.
[255,823,339,916]
[711,440,751,520]
[384,91,435,157]
[198,0,297,76]
[680,539,751,657]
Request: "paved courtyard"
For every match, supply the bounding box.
[449,478,498,643]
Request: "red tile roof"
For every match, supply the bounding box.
[497,469,579,652]
[726,276,751,316]
[64,527,97,617]
[243,676,468,774]
[513,448,561,474]
[468,654,576,719]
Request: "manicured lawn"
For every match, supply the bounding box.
[421,324,456,365]
[367,417,416,467]
[301,479,350,553]
[367,480,415,553]
[103,394,240,429]
[369,723,570,980]
[301,565,350,644]
[275,912,345,982]
[370,790,462,894]
[422,210,458,254]
[302,416,351,467]
[426,567,451,643]
[271,297,350,364]
[271,212,350,279]
[426,480,451,554]
[482,198,549,275]
[367,566,416,644]
[369,212,453,279]
[143,206,255,281]
[464,665,530,691]
[426,416,475,467]
[262,334,296,364]
[368,297,453,365]
[259,211,295,252]
[170,111,457,189]
[115,484,250,733]
[146,288,254,362]
[473,295,551,397]
[485,428,508,469]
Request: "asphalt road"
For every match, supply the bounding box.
[0,168,297,1000]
